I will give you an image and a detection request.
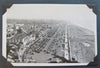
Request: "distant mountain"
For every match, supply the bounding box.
[7,19,61,24]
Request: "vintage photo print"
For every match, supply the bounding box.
[2,4,97,66]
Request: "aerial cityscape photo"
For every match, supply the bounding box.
[6,19,95,63]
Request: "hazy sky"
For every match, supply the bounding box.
[5,4,96,31]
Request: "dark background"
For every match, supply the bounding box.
[0,0,100,68]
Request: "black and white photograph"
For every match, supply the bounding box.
[2,4,97,66]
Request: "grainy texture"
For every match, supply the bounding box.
[6,19,95,63]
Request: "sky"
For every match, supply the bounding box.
[4,4,96,31]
